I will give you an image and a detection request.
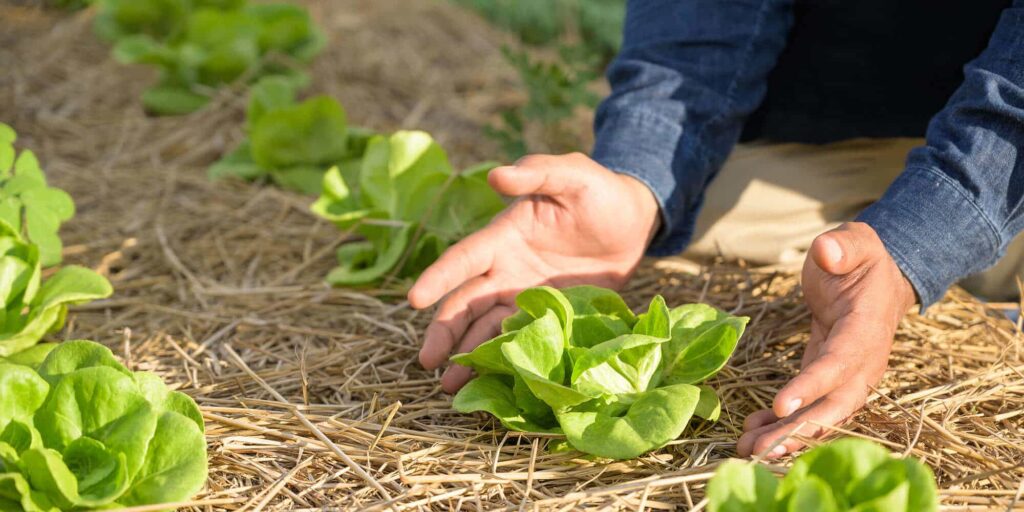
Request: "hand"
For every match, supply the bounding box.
[737,222,916,458]
[408,153,661,392]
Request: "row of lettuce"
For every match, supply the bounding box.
[0,125,208,510]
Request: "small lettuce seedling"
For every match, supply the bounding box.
[451,286,748,459]
[0,340,208,510]
[106,1,325,115]
[311,131,506,286]
[209,75,372,194]
[0,124,77,268]
[707,438,939,512]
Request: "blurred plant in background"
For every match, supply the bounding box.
[454,0,625,159]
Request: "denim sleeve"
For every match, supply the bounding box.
[857,1,1024,310]
[591,0,794,256]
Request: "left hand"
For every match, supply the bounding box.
[737,222,917,458]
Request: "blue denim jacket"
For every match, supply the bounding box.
[592,0,1024,309]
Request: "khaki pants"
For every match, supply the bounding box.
[685,138,1022,301]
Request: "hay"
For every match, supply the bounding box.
[2,1,1023,510]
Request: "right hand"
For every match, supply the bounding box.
[408,152,661,392]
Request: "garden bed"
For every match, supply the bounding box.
[1,1,1022,509]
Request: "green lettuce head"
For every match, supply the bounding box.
[0,340,208,510]
[707,438,939,512]
[451,285,748,459]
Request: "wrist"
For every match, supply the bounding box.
[615,172,662,245]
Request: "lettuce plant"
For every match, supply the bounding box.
[0,222,113,358]
[0,340,208,510]
[707,438,938,512]
[107,2,324,115]
[451,286,748,459]
[311,131,506,286]
[209,76,371,194]
[0,124,77,268]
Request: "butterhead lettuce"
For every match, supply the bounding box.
[451,286,748,459]
[0,340,208,510]
[707,438,939,512]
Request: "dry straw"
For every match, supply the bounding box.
[2,1,1022,510]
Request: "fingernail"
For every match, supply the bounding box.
[819,237,843,266]
[784,399,802,416]
[771,446,787,457]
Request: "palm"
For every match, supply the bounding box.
[408,153,660,392]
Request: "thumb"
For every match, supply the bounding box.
[487,154,585,197]
[810,222,881,276]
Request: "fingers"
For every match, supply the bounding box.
[810,222,881,276]
[440,305,517,393]
[743,409,779,432]
[801,320,827,369]
[408,228,500,310]
[487,153,588,198]
[737,385,865,458]
[774,315,883,419]
[419,276,503,370]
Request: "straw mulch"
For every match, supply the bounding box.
[2,1,1023,510]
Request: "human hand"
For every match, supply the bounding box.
[737,222,917,458]
[407,153,660,392]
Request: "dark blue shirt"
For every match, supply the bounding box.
[592,0,1024,309]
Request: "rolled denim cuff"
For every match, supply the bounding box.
[592,110,688,256]
[857,166,1003,311]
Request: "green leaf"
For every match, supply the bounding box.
[35,340,130,386]
[694,385,721,421]
[133,371,204,432]
[34,366,148,451]
[360,131,452,217]
[0,124,15,146]
[270,165,328,195]
[778,438,890,507]
[570,314,631,348]
[1,343,57,370]
[247,75,300,131]
[118,411,208,506]
[514,286,573,344]
[632,295,670,338]
[310,166,372,230]
[570,334,665,396]
[251,96,348,170]
[0,471,57,512]
[501,310,566,385]
[0,420,43,455]
[422,173,506,239]
[707,460,779,512]
[62,437,130,506]
[501,310,533,334]
[141,85,210,116]
[660,315,748,385]
[0,363,49,432]
[452,374,558,433]
[786,476,841,512]
[557,383,701,460]
[13,150,45,185]
[325,225,413,286]
[208,141,264,182]
[450,331,516,375]
[18,448,79,509]
[33,266,114,311]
